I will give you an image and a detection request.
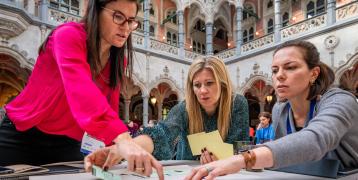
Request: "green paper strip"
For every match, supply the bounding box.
[92,165,121,180]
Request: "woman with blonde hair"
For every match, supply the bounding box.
[85,56,249,168]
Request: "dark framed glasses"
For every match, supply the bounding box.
[102,7,140,31]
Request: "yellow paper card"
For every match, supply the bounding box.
[206,142,233,160]
[205,130,223,143]
[187,132,206,155]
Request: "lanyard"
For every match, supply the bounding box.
[286,99,316,135]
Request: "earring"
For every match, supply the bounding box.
[310,79,316,86]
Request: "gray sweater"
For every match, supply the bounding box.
[265,88,358,169]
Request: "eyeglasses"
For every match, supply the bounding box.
[102,7,140,31]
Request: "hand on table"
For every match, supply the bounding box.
[200,147,218,164]
[84,138,164,180]
[185,155,243,180]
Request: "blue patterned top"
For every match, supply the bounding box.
[140,94,249,160]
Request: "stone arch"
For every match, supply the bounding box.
[131,72,148,96]
[149,75,183,100]
[238,74,272,94]
[335,49,358,85]
[0,44,34,70]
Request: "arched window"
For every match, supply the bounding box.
[193,41,197,52]
[172,34,177,46]
[150,3,155,15]
[267,18,274,34]
[316,0,325,14]
[306,1,315,18]
[306,0,326,18]
[249,27,254,41]
[243,4,254,20]
[172,12,177,24]
[197,42,201,53]
[243,30,248,43]
[267,0,273,9]
[202,44,206,54]
[149,25,155,36]
[49,0,79,15]
[282,12,289,27]
[166,32,171,44]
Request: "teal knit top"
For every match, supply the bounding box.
[141,94,250,160]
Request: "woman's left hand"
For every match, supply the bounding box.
[200,148,218,164]
[185,155,244,180]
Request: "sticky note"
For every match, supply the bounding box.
[92,165,121,180]
[187,132,206,155]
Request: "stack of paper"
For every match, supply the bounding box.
[187,130,233,159]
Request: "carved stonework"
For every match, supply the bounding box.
[253,62,260,74]
[132,33,144,46]
[185,50,202,60]
[281,14,326,39]
[242,34,274,52]
[324,35,339,51]
[216,48,235,60]
[48,7,81,25]
[0,19,27,39]
[336,1,358,20]
[150,39,178,55]
[163,66,169,76]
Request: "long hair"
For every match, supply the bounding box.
[273,40,335,100]
[185,56,233,140]
[39,0,140,89]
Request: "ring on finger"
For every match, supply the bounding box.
[135,167,145,171]
[204,166,213,174]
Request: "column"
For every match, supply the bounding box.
[27,0,35,15]
[274,0,281,43]
[39,0,49,22]
[142,95,149,127]
[236,5,243,56]
[177,10,185,58]
[259,102,265,113]
[157,99,163,121]
[124,99,131,123]
[205,22,213,55]
[143,0,150,49]
[327,0,336,26]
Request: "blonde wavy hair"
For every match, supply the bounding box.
[185,56,233,140]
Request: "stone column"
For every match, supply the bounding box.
[327,0,336,25]
[142,95,149,127]
[39,0,49,22]
[177,10,185,58]
[236,5,243,56]
[124,99,131,123]
[274,0,282,43]
[143,0,150,49]
[157,98,163,121]
[259,101,265,113]
[205,22,213,55]
[27,0,35,15]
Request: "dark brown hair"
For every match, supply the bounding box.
[258,112,272,124]
[39,0,140,89]
[273,40,335,100]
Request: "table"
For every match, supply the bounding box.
[30,160,358,180]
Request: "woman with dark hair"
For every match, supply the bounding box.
[255,112,275,144]
[185,40,358,180]
[0,0,163,176]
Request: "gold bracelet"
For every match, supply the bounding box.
[241,150,256,170]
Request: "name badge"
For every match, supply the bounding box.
[80,132,105,155]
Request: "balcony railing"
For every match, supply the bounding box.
[281,13,326,39]
[216,48,236,59]
[131,32,144,47]
[150,39,178,56]
[185,50,202,60]
[48,6,81,25]
[242,33,274,53]
[336,1,358,21]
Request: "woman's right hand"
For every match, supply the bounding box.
[84,139,164,179]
